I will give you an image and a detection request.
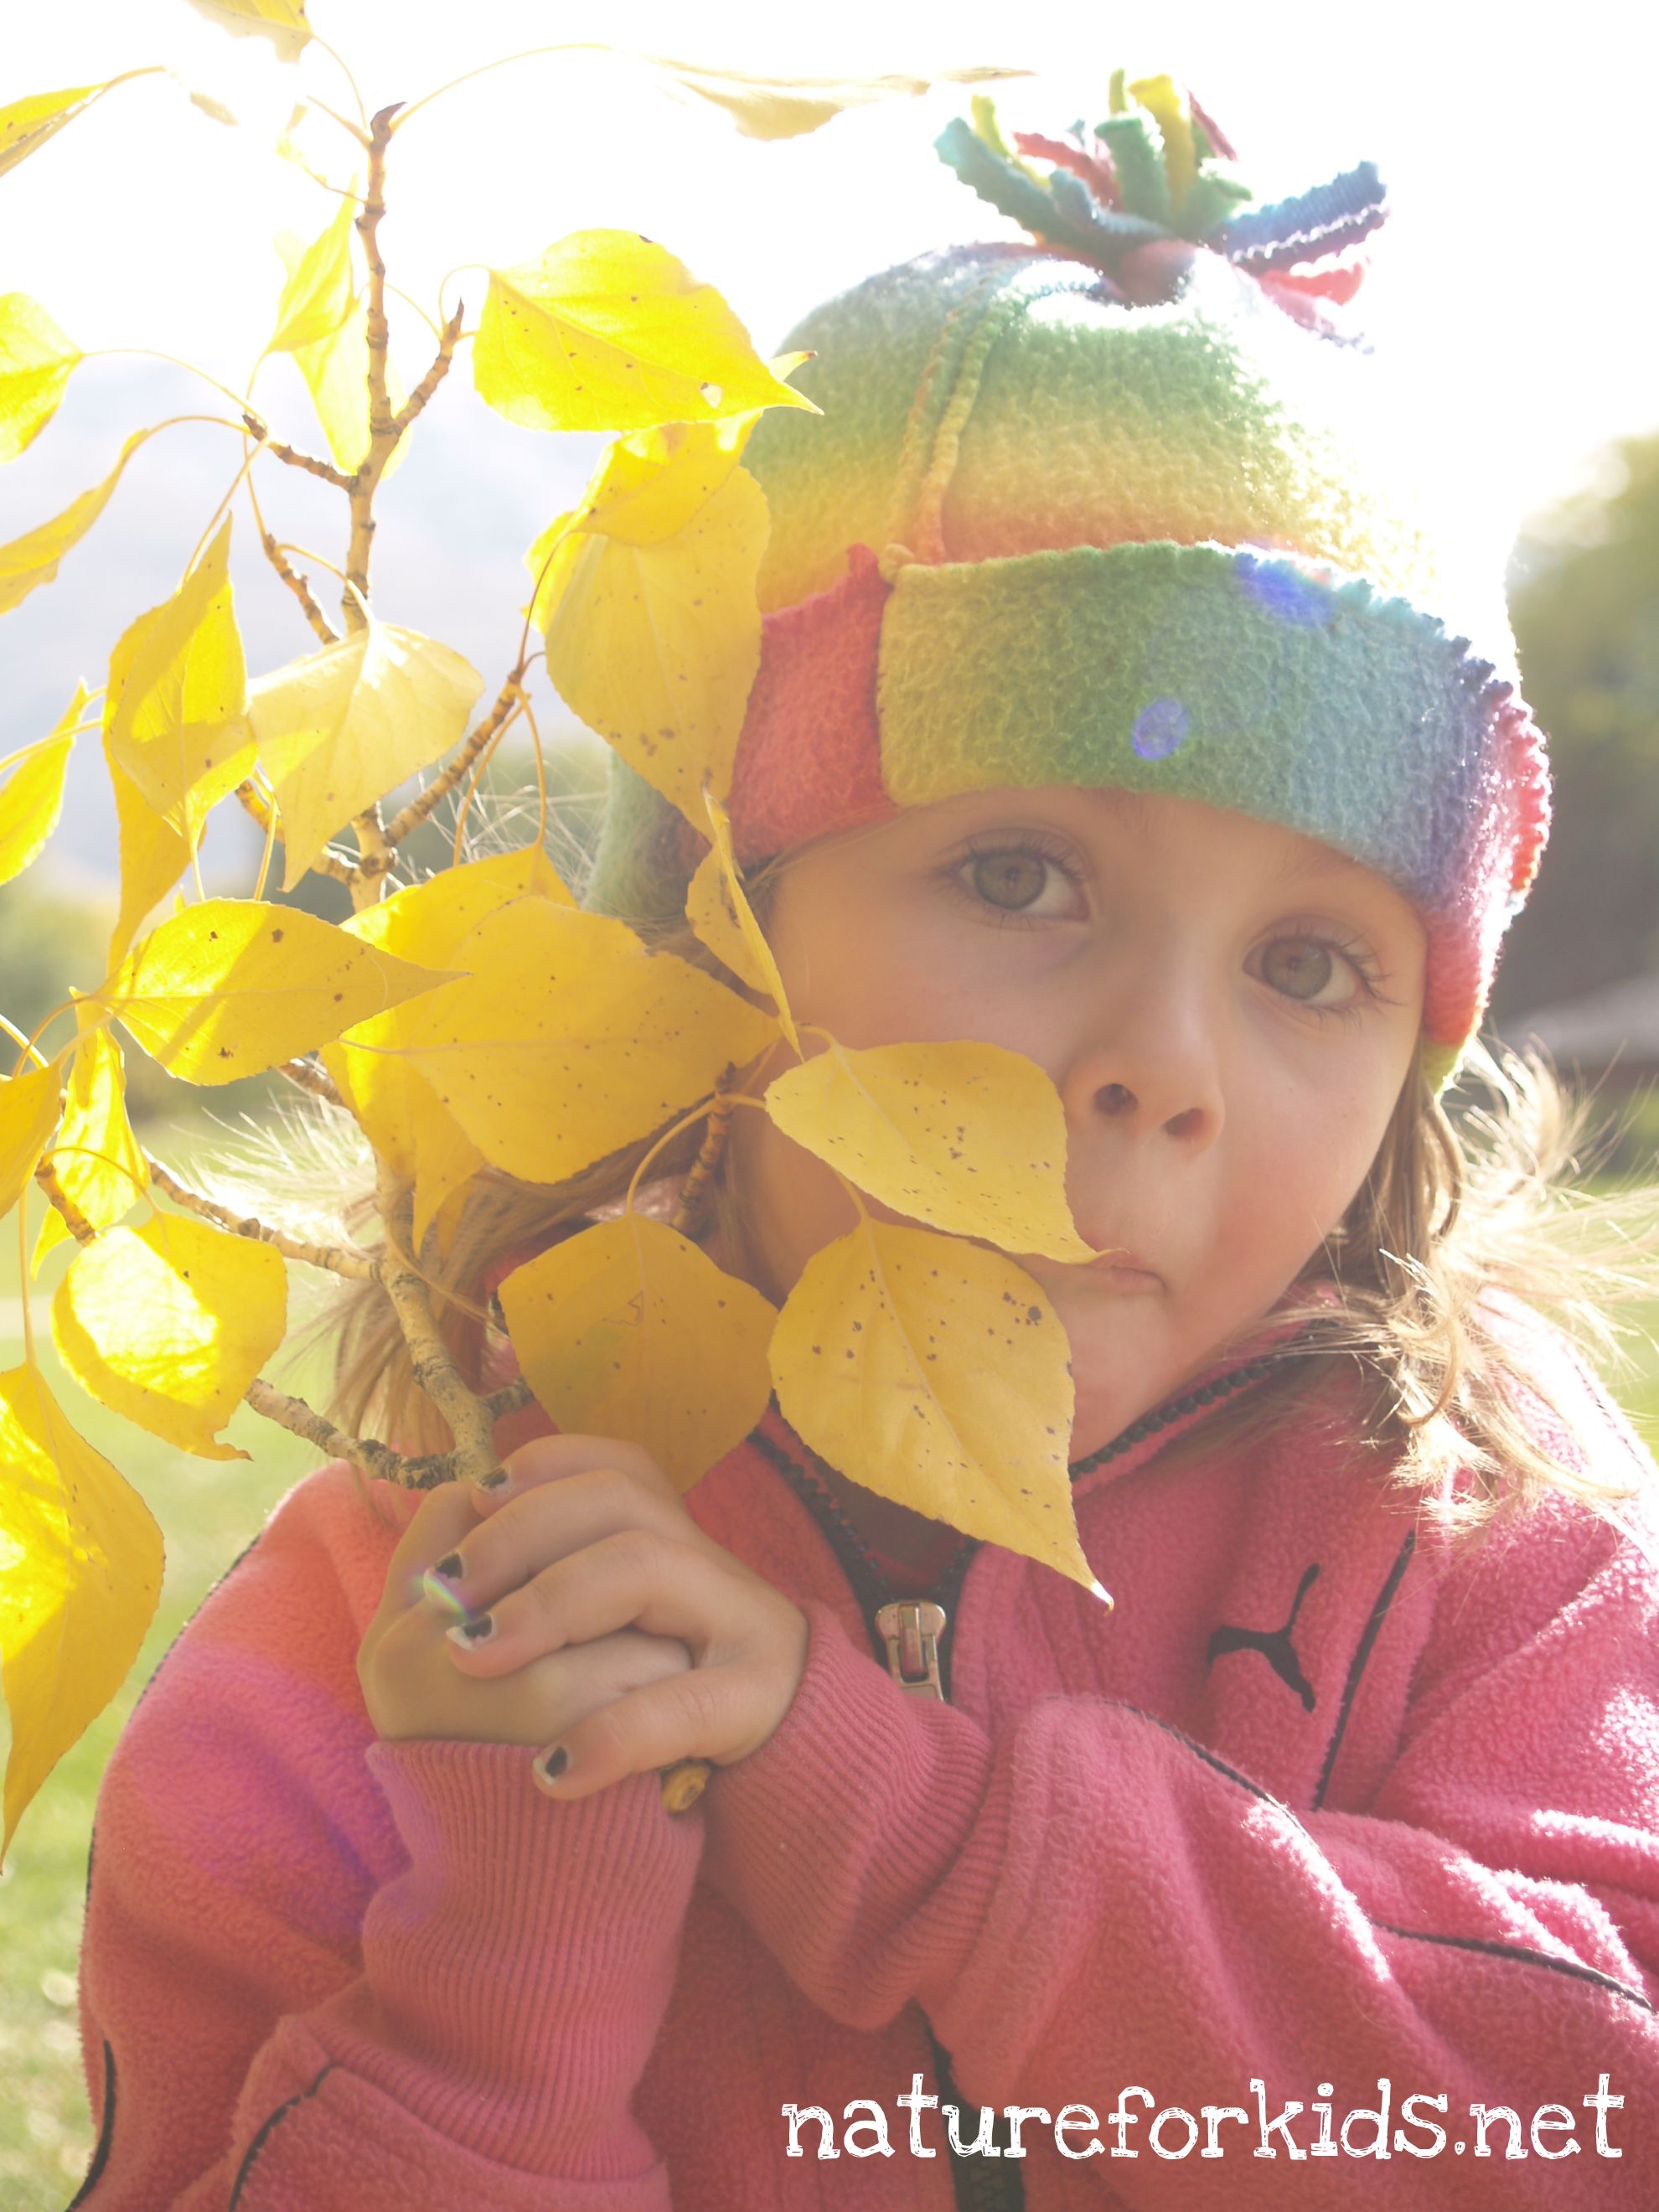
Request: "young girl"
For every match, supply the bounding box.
[70,76,1659,2209]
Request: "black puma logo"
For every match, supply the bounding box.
[1207,1562,1320,1711]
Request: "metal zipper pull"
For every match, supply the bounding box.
[873,1599,948,1699]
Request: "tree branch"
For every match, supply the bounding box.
[147,1154,378,1279]
[259,530,340,646]
[243,410,354,490]
[235,780,358,885]
[392,298,464,437]
[375,1165,502,1482]
[245,1377,413,1482]
[344,101,405,628]
[381,672,527,848]
[279,1057,346,1109]
[34,1157,97,1246]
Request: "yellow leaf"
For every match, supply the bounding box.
[51,1215,287,1460]
[535,462,767,820]
[91,898,450,1085]
[765,1039,1100,1263]
[388,897,778,1183]
[0,1064,63,1223]
[105,742,190,969]
[771,1217,1099,1591]
[183,0,311,61]
[473,230,818,436]
[499,1215,776,1490]
[0,85,105,180]
[0,427,158,617]
[687,788,799,1047]
[290,296,411,478]
[0,1365,163,1863]
[0,294,81,463]
[266,191,355,356]
[34,1011,147,1269]
[104,517,254,841]
[633,54,1032,139]
[248,617,483,890]
[0,684,86,886]
[321,851,571,1233]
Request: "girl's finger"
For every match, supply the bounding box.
[530,1662,752,1802]
[372,1481,488,1623]
[444,1527,736,1672]
[470,1431,676,1515]
[429,1462,711,1617]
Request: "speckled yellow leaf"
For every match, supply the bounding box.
[0,1064,63,1223]
[105,518,254,840]
[105,741,190,969]
[0,427,159,616]
[764,1039,1099,1263]
[184,0,310,61]
[533,462,767,821]
[322,851,572,1238]
[474,230,818,437]
[499,1215,776,1490]
[248,618,483,889]
[93,898,450,1084]
[388,897,778,1184]
[685,786,798,1046]
[266,193,355,356]
[0,84,109,180]
[0,295,80,463]
[0,684,85,885]
[771,1216,1101,1592]
[34,1012,147,1269]
[634,54,1031,139]
[51,1215,287,1460]
[0,1365,163,1863]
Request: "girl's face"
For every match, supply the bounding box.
[721,784,1428,1463]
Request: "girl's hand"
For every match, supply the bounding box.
[437,1434,811,1802]
[359,1475,695,1754]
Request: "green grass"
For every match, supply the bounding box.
[3,1153,1659,2203]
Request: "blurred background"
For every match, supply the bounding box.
[3,1,1658,2195]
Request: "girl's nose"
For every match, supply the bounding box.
[1090,1078,1212,1145]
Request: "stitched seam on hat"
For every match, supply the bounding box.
[884,263,1013,554]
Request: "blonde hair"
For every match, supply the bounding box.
[256,832,1659,1553]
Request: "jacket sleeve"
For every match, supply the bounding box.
[701,1447,1659,2201]
[73,1471,702,2210]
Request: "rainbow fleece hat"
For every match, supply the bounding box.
[582,76,1552,1096]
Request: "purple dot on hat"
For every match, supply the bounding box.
[1131,697,1190,761]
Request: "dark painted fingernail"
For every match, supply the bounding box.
[431,1553,464,1582]
[476,1468,509,1491]
[536,1745,569,1785]
[447,1614,494,1646]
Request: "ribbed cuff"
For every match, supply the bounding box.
[355,1738,703,2176]
[700,1600,1000,2017]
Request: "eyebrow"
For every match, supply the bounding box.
[1271,842,1368,883]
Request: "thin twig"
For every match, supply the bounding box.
[278,1057,347,1109]
[235,781,358,886]
[34,1158,97,1246]
[382,674,528,848]
[259,530,339,646]
[148,1154,378,1279]
[243,409,354,490]
[391,298,465,437]
[245,1377,412,1481]
[344,101,406,624]
[375,1165,503,1482]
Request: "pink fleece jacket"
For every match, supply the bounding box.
[72,1299,1659,2209]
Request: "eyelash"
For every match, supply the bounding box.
[943,831,1402,1025]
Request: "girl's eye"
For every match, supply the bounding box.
[953,839,1085,924]
[1255,934,1380,1020]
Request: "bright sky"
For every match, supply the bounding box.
[5,0,1656,886]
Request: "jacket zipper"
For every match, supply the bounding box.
[746,1346,1295,2211]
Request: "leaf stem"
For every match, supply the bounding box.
[387,44,603,133]
[83,347,253,416]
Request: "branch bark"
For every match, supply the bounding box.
[381,673,527,848]
[375,1164,503,1482]
[235,781,358,885]
[243,411,354,490]
[259,530,340,646]
[147,1154,378,1279]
